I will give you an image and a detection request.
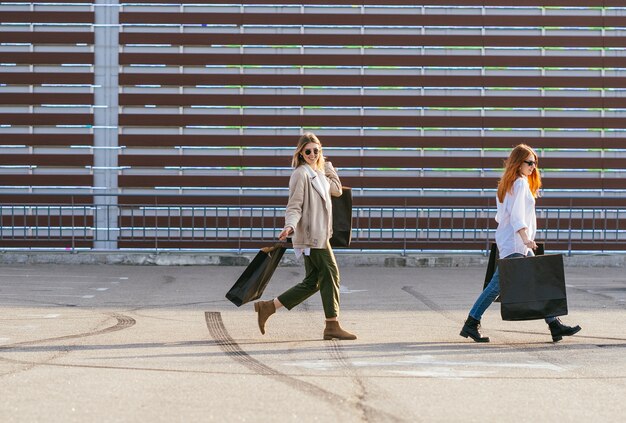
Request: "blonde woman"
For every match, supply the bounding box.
[254,132,357,340]
[460,144,581,343]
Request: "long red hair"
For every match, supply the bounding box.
[497,144,541,203]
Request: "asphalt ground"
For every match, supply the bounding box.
[1,262,625,422]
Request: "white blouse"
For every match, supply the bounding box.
[495,177,536,258]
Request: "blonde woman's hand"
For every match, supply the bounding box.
[278,227,293,241]
[324,160,339,177]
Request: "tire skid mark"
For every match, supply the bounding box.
[205,311,403,422]
[325,340,378,422]
[0,312,135,350]
[304,300,401,422]
[0,312,136,378]
[206,311,332,386]
[402,286,458,323]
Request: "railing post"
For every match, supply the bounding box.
[567,198,573,256]
[71,195,76,252]
[484,199,491,256]
[402,197,407,257]
[154,196,158,254]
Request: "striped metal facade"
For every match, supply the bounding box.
[1,1,626,251]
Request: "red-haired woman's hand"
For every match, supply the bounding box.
[524,239,538,250]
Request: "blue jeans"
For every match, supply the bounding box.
[469,252,556,324]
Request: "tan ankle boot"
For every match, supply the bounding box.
[323,321,357,340]
[254,300,276,335]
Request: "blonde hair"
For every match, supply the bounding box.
[291,132,325,171]
[497,144,542,203]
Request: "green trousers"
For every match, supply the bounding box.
[277,247,340,319]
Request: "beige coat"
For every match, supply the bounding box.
[284,162,342,249]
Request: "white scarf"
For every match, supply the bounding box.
[303,164,330,203]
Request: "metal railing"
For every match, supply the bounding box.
[1,194,626,254]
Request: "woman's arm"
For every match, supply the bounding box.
[510,179,537,249]
[516,228,537,250]
[324,160,343,197]
[280,170,306,240]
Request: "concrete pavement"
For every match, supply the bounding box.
[1,263,625,422]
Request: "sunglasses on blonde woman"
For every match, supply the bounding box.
[304,148,319,156]
[524,160,537,167]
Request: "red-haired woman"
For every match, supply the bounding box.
[460,144,581,343]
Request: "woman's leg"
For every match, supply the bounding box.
[255,254,319,335]
[312,248,340,319]
[469,252,525,320]
[277,254,321,310]
[546,317,582,342]
[468,267,502,321]
[460,268,501,342]
[528,249,581,341]
[314,246,356,340]
[461,252,525,342]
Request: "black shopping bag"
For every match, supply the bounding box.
[329,186,353,248]
[483,243,545,302]
[498,253,568,321]
[483,244,500,289]
[225,243,286,307]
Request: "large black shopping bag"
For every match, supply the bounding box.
[483,244,500,289]
[483,243,545,302]
[498,253,568,321]
[225,243,286,307]
[329,186,353,248]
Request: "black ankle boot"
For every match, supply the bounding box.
[548,318,581,342]
[460,316,490,343]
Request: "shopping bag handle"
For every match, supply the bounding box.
[261,241,288,253]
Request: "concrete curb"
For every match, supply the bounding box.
[1,251,625,267]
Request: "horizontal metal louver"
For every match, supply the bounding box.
[2,1,626,251]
